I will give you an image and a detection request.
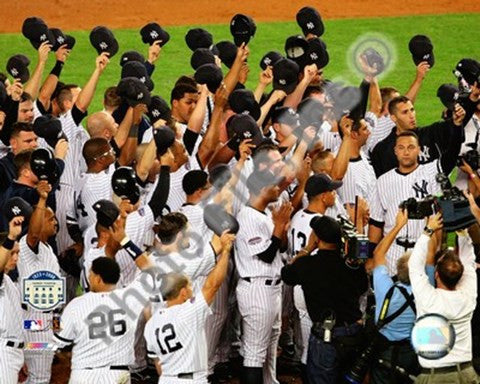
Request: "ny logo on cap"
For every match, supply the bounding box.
[152,109,160,117]
[137,92,144,100]
[11,68,19,77]
[40,34,47,41]
[264,57,271,66]
[12,206,21,216]
[57,36,65,44]
[140,76,146,83]
[99,41,108,50]
[310,52,318,60]
[279,79,286,85]
[150,30,159,39]
[243,131,252,138]
[306,22,315,30]
[423,54,430,60]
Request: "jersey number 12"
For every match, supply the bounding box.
[155,323,183,354]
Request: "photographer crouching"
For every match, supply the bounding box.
[369,208,436,384]
[281,215,369,384]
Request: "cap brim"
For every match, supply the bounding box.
[330,180,343,190]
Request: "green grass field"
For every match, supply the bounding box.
[0,13,479,125]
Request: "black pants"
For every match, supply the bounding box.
[370,340,420,384]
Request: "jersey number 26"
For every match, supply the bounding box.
[88,309,127,339]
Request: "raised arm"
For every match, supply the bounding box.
[202,231,235,305]
[118,104,146,166]
[197,84,229,168]
[404,61,430,104]
[373,209,408,267]
[223,43,248,94]
[0,217,24,272]
[254,67,273,103]
[331,116,354,180]
[186,85,208,135]
[408,213,443,302]
[26,181,51,248]
[283,64,318,109]
[75,53,110,113]
[38,45,70,111]
[24,42,51,100]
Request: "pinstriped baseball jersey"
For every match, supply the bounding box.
[288,209,319,258]
[365,113,395,153]
[81,247,108,291]
[231,157,254,216]
[75,163,116,233]
[144,291,212,377]
[150,244,216,292]
[178,203,213,246]
[235,206,283,279]
[370,160,442,273]
[0,273,23,342]
[336,155,377,205]
[17,236,61,280]
[53,278,150,370]
[116,205,156,287]
[318,131,341,152]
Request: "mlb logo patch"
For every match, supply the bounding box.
[24,320,43,331]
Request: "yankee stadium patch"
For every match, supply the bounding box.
[22,270,65,311]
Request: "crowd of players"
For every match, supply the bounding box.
[1,6,480,384]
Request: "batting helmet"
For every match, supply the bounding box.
[30,147,58,185]
[111,166,140,204]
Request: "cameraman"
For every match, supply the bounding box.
[370,208,435,384]
[281,216,368,384]
[409,206,479,383]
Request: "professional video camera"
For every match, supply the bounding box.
[337,215,369,260]
[434,173,477,231]
[398,196,436,220]
[457,143,480,171]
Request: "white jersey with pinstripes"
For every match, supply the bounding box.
[150,244,216,292]
[370,160,442,272]
[53,278,150,370]
[235,206,282,279]
[17,236,61,281]
[58,109,89,186]
[144,291,212,379]
[116,205,156,287]
[0,273,23,342]
[74,163,115,233]
[365,113,396,153]
[336,154,377,205]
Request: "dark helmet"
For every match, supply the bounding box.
[30,147,58,185]
[111,166,140,204]
[203,204,239,236]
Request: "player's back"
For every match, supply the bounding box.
[57,281,148,370]
[144,293,211,381]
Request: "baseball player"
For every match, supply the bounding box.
[235,170,292,384]
[369,123,464,275]
[144,230,235,383]
[0,217,26,384]
[17,181,62,384]
[53,222,153,384]
[287,173,343,376]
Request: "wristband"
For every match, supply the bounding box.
[50,61,64,77]
[2,237,15,250]
[423,226,434,237]
[122,240,143,260]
